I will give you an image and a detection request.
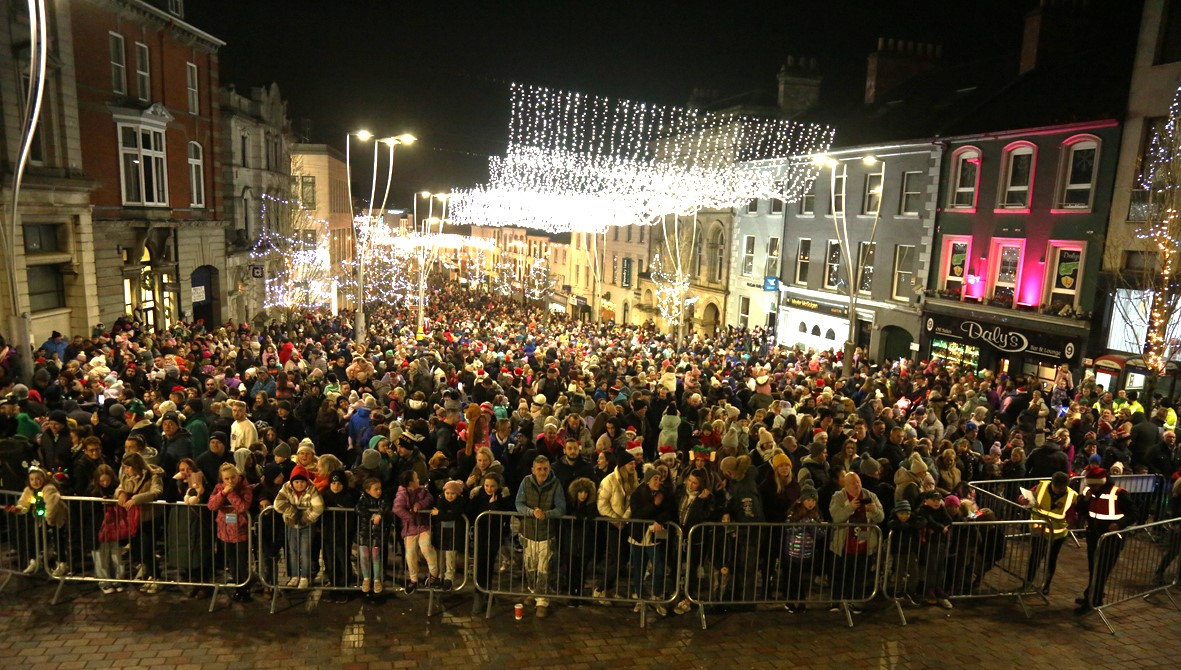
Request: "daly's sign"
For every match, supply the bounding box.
[925,315,1076,361]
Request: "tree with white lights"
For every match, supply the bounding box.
[525,257,558,304]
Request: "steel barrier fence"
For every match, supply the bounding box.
[682,521,882,630]
[0,489,50,593]
[40,495,252,612]
[882,519,1051,625]
[1071,474,1168,529]
[471,510,682,627]
[256,506,469,615]
[967,478,1050,523]
[1083,518,1181,634]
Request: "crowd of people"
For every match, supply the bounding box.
[1,284,1180,617]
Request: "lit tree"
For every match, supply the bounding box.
[525,257,558,304]
[1112,83,1181,391]
[649,213,701,341]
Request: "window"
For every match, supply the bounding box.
[940,236,971,297]
[1158,0,1181,64]
[829,172,845,214]
[747,199,759,214]
[999,143,1035,209]
[900,171,923,215]
[795,239,810,285]
[17,74,44,164]
[990,241,1023,302]
[1057,137,1099,209]
[613,227,619,241]
[950,147,980,209]
[621,257,633,288]
[23,224,61,253]
[300,176,316,208]
[857,242,876,294]
[738,296,751,329]
[1046,245,1083,309]
[824,240,842,290]
[118,124,168,206]
[862,172,883,215]
[1123,250,1158,273]
[1130,118,1167,221]
[626,226,632,242]
[242,191,252,232]
[186,62,199,114]
[134,43,149,101]
[710,227,726,282]
[771,198,784,215]
[27,265,65,312]
[892,245,915,301]
[638,226,644,243]
[109,33,126,94]
[800,181,816,215]
[765,237,780,277]
[693,224,704,277]
[240,133,249,168]
[188,142,205,207]
[168,0,185,17]
[741,235,756,276]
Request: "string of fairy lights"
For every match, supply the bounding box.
[1138,85,1181,373]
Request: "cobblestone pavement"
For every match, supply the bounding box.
[1,544,1178,670]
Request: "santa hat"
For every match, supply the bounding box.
[1084,464,1108,486]
[658,444,676,463]
[479,402,495,417]
[624,425,638,438]
[626,441,644,459]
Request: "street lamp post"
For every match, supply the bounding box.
[815,154,885,377]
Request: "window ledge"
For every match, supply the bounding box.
[29,306,70,318]
[1049,208,1092,215]
[993,208,1030,215]
[25,252,71,265]
[946,206,976,214]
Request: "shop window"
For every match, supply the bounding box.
[988,241,1023,306]
[998,142,1036,210]
[930,337,981,368]
[824,240,841,290]
[1056,136,1099,210]
[825,328,836,340]
[949,147,980,209]
[1045,244,1083,310]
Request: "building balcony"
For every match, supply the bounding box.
[924,293,1091,332]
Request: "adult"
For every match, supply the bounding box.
[514,455,566,618]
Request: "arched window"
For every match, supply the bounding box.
[799,322,807,333]
[949,146,981,209]
[999,141,1036,210]
[709,224,726,282]
[1057,135,1100,210]
[811,325,821,337]
[692,222,705,277]
[825,328,836,340]
[241,188,253,235]
[187,142,204,208]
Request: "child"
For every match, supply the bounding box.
[355,477,388,595]
[781,484,823,612]
[658,406,680,454]
[88,465,123,593]
[207,462,253,602]
[7,464,68,576]
[563,477,598,602]
[885,499,921,607]
[393,469,439,593]
[320,469,358,601]
[274,465,324,588]
[256,462,286,592]
[914,490,954,610]
[431,479,467,589]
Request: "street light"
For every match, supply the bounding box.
[815,154,886,376]
[345,129,371,338]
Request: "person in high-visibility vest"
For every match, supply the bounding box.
[1075,464,1135,614]
[1025,471,1077,595]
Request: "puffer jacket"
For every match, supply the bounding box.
[596,467,636,519]
[393,485,434,537]
[207,478,253,543]
[116,464,165,522]
[274,481,325,528]
[16,482,67,527]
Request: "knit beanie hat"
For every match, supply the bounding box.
[859,456,882,477]
[361,449,381,470]
[908,451,928,475]
[273,442,291,459]
[771,453,791,470]
[799,484,819,501]
[808,441,826,459]
[443,480,465,496]
[297,438,316,455]
[894,499,912,514]
[108,403,126,418]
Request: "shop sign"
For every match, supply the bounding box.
[924,314,1076,361]
[784,295,848,318]
[763,276,780,292]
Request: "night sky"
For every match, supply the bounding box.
[187,0,1033,207]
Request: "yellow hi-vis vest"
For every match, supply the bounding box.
[1031,480,1077,538]
[1081,485,1126,523]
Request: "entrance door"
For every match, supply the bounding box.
[881,325,914,362]
[190,265,220,327]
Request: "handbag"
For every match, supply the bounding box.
[98,503,140,542]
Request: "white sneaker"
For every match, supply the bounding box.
[22,559,38,575]
[134,565,146,580]
[100,586,116,595]
[50,563,67,577]
[633,602,642,613]
[286,577,299,587]
[297,577,309,589]
[141,578,159,594]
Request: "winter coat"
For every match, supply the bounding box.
[355,491,389,546]
[116,464,165,522]
[597,467,636,519]
[274,481,325,528]
[628,483,676,544]
[431,493,467,550]
[207,478,253,543]
[165,479,213,571]
[16,482,66,527]
[828,488,885,556]
[514,473,566,541]
[393,485,434,537]
[658,414,680,448]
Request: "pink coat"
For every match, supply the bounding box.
[393,485,433,538]
[207,480,253,543]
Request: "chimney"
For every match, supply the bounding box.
[777,56,821,117]
[1019,0,1089,75]
[864,37,941,104]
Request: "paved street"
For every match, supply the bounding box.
[1,544,1178,670]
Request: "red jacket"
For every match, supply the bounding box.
[207,479,253,543]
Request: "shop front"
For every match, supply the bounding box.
[778,295,870,354]
[1090,354,1181,398]
[920,309,1084,389]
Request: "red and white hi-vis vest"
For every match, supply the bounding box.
[1081,485,1126,522]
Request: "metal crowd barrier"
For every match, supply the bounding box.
[967,478,1050,523]
[882,519,1050,626]
[257,506,470,616]
[471,510,683,627]
[1071,474,1168,530]
[683,521,882,630]
[0,489,47,594]
[42,495,251,612]
[1083,518,1181,635]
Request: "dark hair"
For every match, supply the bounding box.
[399,469,418,487]
[361,477,382,493]
[125,434,146,450]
